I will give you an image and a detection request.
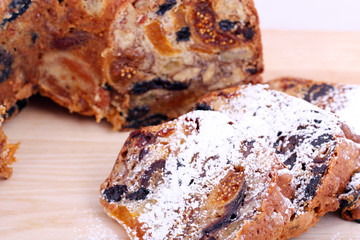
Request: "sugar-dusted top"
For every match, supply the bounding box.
[213,84,344,212]
[105,110,280,240]
[323,85,360,135]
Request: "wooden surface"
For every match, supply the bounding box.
[1,30,360,240]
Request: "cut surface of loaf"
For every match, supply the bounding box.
[196,84,360,238]
[267,77,360,221]
[1,0,263,130]
[100,111,293,240]
[0,106,18,179]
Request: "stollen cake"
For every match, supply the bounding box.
[100,110,294,240]
[267,77,360,222]
[1,0,263,129]
[0,106,18,179]
[196,84,360,238]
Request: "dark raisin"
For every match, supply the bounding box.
[188,179,194,186]
[58,0,64,3]
[1,0,32,27]
[177,159,185,170]
[156,0,177,16]
[126,187,150,201]
[103,185,128,202]
[4,99,28,120]
[126,114,169,129]
[242,28,254,41]
[195,103,213,111]
[102,83,113,91]
[219,20,237,32]
[195,117,200,131]
[131,78,189,95]
[314,119,322,124]
[134,131,157,148]
[126,106,150,122]
[176,26,191,42]
[202,181,246,238]
[310,134,333,147]
[52,31,89,50]
[304,176,321,199]
[0,48,13,83]
[138,148,149,161]
[312,164,328,175]
[140,159,166,187]
[339,199,350,210]
[304,84,334,102]
[284,153,297,170]
[274,135,304,154]
[31,32,38,44]
[235,24,254,41]
[246,67,258,75]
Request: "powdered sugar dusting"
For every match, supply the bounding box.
[73,208,120,240]
[214,85,343,212]
[137,111,273,239]
[105,110,278,239]
[347,172,360,191]
[324,85,360,135]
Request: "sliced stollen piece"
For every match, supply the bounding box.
[0,106,18,179]
[1,0,263,130]
[100,111,293,240]
[267,77,360,221]
[196,84,360,238]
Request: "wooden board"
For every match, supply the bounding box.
[1,30,360,240]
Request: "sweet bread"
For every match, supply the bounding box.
[0,106,18,179]
[196,84,360,238]
[267,77,360,221]
[1,0,263,130]
[100,110,294,240]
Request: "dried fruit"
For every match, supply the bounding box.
[0,48,13,83]
[131,78,189,95]
[176,26,191,42]
[126,187,150,201]
[1,0,32,26]
[304,84,334,102]
[155,0,177,16]
[103,185,128,202]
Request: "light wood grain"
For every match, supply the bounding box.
[1,30,360,240]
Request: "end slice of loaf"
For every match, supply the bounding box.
[1,0,263,130]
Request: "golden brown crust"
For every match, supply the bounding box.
[196,84,360,238]
[1,0,263,129]
[0,106,18,179]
